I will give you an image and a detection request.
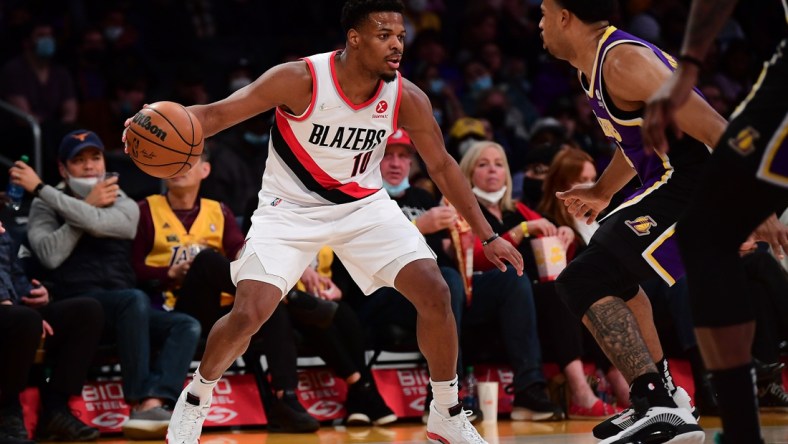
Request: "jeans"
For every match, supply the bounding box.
[464,266,545,392]
[82,289,201,403]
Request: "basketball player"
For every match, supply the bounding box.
[125,1,520,443]
[538,0,730,442]
[643,1,788,442]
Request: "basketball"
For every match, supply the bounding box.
[125,101,204,179]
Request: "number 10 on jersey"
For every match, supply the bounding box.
[351,151,372,176]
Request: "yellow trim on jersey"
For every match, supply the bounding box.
[598,39,647,127]
[757,113,788,187]
[642,223,677,286]
[602,149,674,220]
[584,26,618,99]
[145,195,226,309]
[731,51,775,120]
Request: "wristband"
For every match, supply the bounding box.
[678,54,703,70]
[33,182,45,197]
[481,233,499,246]
[520,221,530,238]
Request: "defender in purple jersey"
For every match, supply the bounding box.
[643,1,788,443]
[537,0,730,443]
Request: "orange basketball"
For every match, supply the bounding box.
[126,101,204,178]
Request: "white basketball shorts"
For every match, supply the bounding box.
[230,189,436,297]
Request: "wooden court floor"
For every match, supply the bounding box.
[95,414,788,444]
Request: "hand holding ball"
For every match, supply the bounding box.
[125,101,204,178]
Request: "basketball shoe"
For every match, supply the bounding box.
[166,383,211,444]
[598,396,704,444]
[593,386,697,440]
[426,401,487,444]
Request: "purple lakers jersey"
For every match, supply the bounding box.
[581,27,705,198]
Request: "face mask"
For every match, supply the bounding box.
[429,78,445,95]
[458,138,482,158]
[119,99,133,117]
[243,131,269,146]
[471,75,493,93]
[104,26,123,42]
[35,36,56,58]
[229,77,252,91]
[472,185,506,205]
[383,177,410,197]
[67,175,100,198]
[432,108,443,126]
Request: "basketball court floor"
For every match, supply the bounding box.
[97,414,788,444]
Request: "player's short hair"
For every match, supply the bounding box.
[341,0,405,33]
[554,0,616,24]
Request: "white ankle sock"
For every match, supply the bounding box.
[189,369,218,402]
[430,375,459,416]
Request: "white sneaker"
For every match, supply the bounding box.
[593,385,696,439]
[166,384,211,444]
[426,401,487,444]
[598,402,704,444]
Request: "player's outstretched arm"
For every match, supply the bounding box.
[398,79,523,275]
[643,0,738,152]
[188,61,314,138]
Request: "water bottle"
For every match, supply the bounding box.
[462,365,479,412]
[6,155,29,211]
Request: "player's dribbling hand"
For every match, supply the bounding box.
[122,104,150,153]
[84,175,120,208]
[751,213,788,260]
[643,64,700,155]
[482,237,524,276]
[555,183,609,225]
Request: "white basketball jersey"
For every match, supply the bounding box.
[260,50,402,206]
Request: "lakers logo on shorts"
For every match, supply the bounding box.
[625,216,657,236]
[728,126,760,156]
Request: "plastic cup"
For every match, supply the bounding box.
[478,381,499,423]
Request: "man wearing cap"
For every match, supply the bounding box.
[11,130,201,440]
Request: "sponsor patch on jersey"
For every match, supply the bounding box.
[270,197,282,206]
[728,126,760,156]
[625,215,657,236]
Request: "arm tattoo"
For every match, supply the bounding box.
[682,0,739,59]
[584,297,657,383]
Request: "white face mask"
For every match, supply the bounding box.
[229,77,252,91]
[472,186,506,205]
[67,175,100,198]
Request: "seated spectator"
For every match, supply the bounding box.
[459,141,621,420]
[289,247,396,426]
[0,221,103,443]
[15,130,201,440]
[132,149,318,433]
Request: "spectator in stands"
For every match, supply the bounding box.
[459,141,622,420]
[289,247,397,426]
[0,221,103,443]
[0,20,78,183]
[132,148,319,433]
[16,130,201,440]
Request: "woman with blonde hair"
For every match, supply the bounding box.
[457,141,622,419]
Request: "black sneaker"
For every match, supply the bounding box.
[266,390,319,433]
[754,359,785,385]
[758,382,788,413]
[36,408,100,441]
[510,383,564,421]
[345,381,397,426]
[596,396,704,444]
[0,406,31,444]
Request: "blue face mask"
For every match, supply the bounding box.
[383,177,410,197]
[471,75,493,93]
[429,78,445,95]
[35,36,56,58]
[433,109,444,126]
[243,131,269,146]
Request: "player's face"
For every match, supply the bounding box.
[381,144,412,185]
[355,12,405,82]
[472,146,507,193]
[539,0,566,59]
[61,148,105,179]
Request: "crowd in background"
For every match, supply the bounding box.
[1,0,787,442]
